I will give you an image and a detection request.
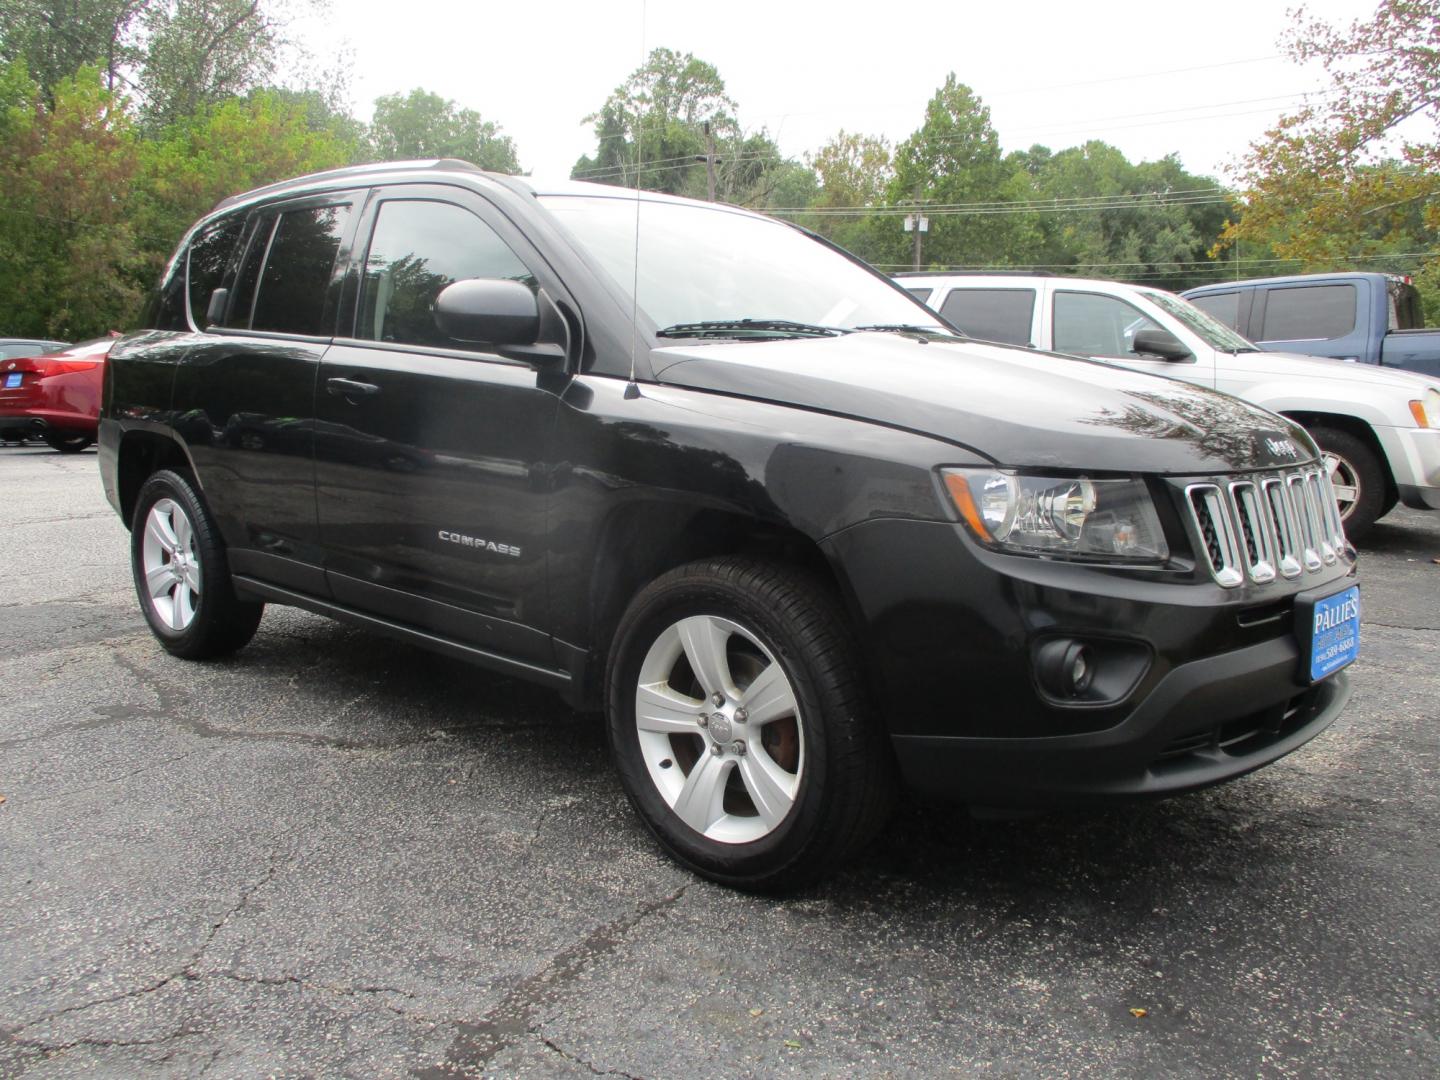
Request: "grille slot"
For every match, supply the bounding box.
[1229,481,1276,583]
[1186,466,1348,588]
[1187,485,1244,587]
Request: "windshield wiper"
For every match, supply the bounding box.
[853,323,962,338]
[655,319,849,340]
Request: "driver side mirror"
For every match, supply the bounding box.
[1131,328,1192,362]
[433,279,568,366]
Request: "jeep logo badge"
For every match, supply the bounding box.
[1265,437,1298,458]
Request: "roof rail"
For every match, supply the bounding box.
[212,158,487,212]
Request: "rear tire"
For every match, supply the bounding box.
[606,557,895,891]
[131,469,263,659]
[1309,425,1386,542]
[44,432,93,453]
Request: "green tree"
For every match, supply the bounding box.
[0,64,143,337]
[367,88,520,172]
[0,1,143,102]
[1025,141,1223,291]
[1218,0,1440,317]
[136,88,360,248]
[886,75,1042,271]
[800,130,893,261]
[0,1,325,126]
[571,47,737,194]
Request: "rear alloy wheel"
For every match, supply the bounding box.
[131,469,263,659]
[44,432,93,453]
[1309,425,1386,542]
[607,557,894,891]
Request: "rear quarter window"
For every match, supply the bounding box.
[186,215,246,329]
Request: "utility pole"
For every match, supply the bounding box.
[902,186,928,270]
[703,121,717,202]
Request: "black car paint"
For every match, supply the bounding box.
[100,162,1355,806]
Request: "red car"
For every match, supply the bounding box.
[0,336,116,452]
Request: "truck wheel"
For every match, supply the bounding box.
[44,432,93,453]
[1309,426,1386,541]
[131,469,264,659]
[606,557,894,891]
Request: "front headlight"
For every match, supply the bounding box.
[1411,388,1440,428]
[941,468,1169,563]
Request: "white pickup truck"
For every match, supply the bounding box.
[901,273,1440,540]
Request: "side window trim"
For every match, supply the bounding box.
[242,214,283,332]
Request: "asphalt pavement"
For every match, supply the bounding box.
[1,445,1436,1078]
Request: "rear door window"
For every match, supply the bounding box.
[249,205,353,336]
[905,287,933,304]
[355,199,535,351]
[940,288,1035,345]
[1260,285,1356,341]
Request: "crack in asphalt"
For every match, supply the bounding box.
[411,885,690,1080]
[540,1034,647,1079]
[99,647,477,754]
[10,846,289,1040]
[1364,620,1440,632]
[3,1024,204,1061]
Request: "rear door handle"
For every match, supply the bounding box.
[326,377,380,398]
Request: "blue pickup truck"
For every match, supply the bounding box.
[1183,273,1440,379]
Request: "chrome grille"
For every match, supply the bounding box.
[1186,466,1347,588]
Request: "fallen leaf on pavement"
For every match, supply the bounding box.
[1130,1008,1148,1018]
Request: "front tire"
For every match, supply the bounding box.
[1309,426,1386,542]
[606,557,894,891]
[131,469,263,659]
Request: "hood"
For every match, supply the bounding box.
[652,332,1314,474]
[1226,349,1440,393]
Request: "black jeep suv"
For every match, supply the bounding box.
[100,160,1359,889]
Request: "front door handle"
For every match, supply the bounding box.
[326,377,380,398]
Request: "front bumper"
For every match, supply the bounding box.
[891,641,1348,806]
[822,515,1357,807]
[1378,425,1440,510]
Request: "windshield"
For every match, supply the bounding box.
[538,194,945,336]
[1143,288,1258,353]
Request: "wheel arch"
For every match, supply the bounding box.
[115,430,195,529]
[1278,410,1398,504]
[575,502,869,710]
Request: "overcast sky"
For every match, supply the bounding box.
[299,0,1365,185]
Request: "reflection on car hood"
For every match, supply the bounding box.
[652,332,1313,473]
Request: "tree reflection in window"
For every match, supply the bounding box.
[358,200,535,350]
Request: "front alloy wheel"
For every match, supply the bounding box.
[607,557,895,891]
[635,614,805,844]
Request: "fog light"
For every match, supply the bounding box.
[1069,645,1093,695]
[1035,638,1095,699]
